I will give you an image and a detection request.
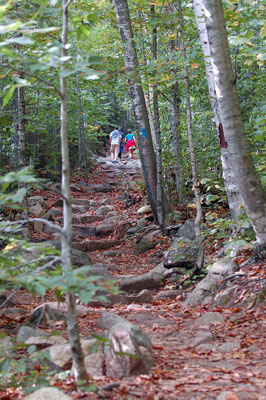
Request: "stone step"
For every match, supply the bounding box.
[71,240,121,252]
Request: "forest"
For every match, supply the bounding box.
[0,0,265,399]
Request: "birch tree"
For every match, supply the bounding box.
[201,0,266,246]
[193,0,243,219]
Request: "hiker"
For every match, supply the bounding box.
[109,127,122,163]
[125,129,137,159]
[118,128,125,159]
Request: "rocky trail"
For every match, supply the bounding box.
[0,154,265,400]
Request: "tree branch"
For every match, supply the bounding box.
[2,64,63,99]
[4,219,63,234]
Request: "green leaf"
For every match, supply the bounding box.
[2,85,16,108]
[0,358,10,373]
[8,37,34,45]
[27,345,36,355]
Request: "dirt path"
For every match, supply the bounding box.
[2,154,265,399]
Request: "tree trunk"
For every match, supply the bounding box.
[193,0,243,219]
[167,27,184,205]
[17,80,26,168]
[178,0,204,270]
[151,3,164,229]
[201,0,266,245]
[60,0,88,382]
[113,0,159,222]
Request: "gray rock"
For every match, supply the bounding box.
[27,196,46,207]
[119,271,164,293]
[183,258,238,307]
[192,331,214,348]
[71,248,92,267]
[85,266,115,280]
[95,184,114,193]
[47,339,97,370]
[97,312,125,330]
[72,215,104,224]
[214,285,238,306]
[195,312,225,326]
[72,225,97,237]
[23,387,71,400]
[25,335,67,350]
[30,304,66,326]
[99,313,154,378]
[217,341,241,353]
[137,205,152,215]
[163,237,198,269]
[72,205,87,214]
[17,326,48,342]
[28,203,45,217]
[175,219,196,241]
[107,289,152,305]
[71,198,92,207]
[96,225,115,237]
[71,240,120,252]
[135,238,158,255]
[103,216,121,225]
[223,240,247,258]
[79,352,102,377]
[155,290,182,300]
[96,205,114,216]
[105,211,119,219]
[102,198,114,205]
[50,208,62,217]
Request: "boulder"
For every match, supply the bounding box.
[17,326,48,342]
[23,387,71,400]
[175,219,196,241]
[183,258,239,307]
[71,240,120,252]
[191,331,214,348]
[72,215,104,224]
[107,289,152,305]
[102,198,114,205]
[28,203,45,217]
[195,311,225,326]
[105,211,119,219]
[98,313,154,378]
[95,184,114,193]
[119,270,164,293]
[72,225,97,237]
[163,237,198,269]
[47,338,97,370]
[96,206,114,216]
[72,205,87,214]
[96,224,115,237]
[217,341,241,353]
[30,304,66,326]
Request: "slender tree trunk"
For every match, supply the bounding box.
[177,0,204,270]
[151,4,164,229]
[17,81,26,168]
[201,0,266,245]
[113,0,159,222]
[193,0,243,219]
[60,0,88,382]
[167,27,184,204]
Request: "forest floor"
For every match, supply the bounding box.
[1,153,265,400]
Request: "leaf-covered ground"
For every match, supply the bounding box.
[1,156,265,400]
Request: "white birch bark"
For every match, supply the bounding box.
[178,0,204,270]
[201,0,266,245]
[193,0,243,219]
[60,0,88,382]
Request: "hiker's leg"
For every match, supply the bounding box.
[114,145,119,161]
[110,145,115,160]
